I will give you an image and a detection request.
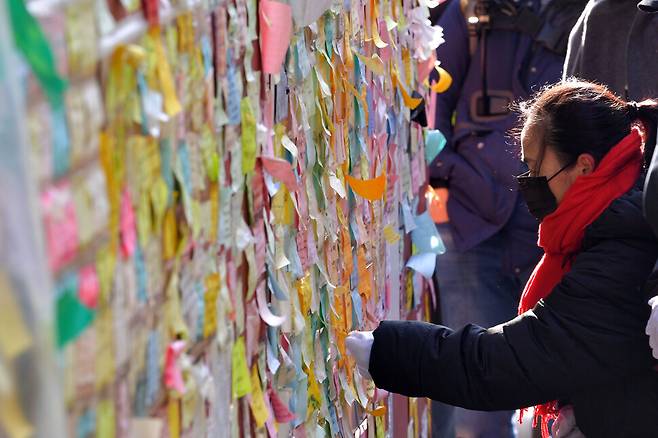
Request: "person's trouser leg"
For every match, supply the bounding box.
[431,229,520,438]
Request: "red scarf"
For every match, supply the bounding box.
[518,129,643,436]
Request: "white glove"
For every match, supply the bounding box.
[345,331,374,380]
[552,406,586,438]
[646,296,658,360]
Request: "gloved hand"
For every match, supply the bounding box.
[345,331,374,380]
[646,296,658,360]
[551,406,586,438]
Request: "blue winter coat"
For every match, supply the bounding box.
[432,0,565,252]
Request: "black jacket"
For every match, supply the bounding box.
[564,0,658,102]
[370,186,658,437]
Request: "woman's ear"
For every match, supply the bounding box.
[577,153,596,175]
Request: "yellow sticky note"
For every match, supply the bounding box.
[383,225,401,244]
[232,336,252,398]
[394,72,423,109]
[150,177,169,229]
[296,274,312,316]
[209,183,219,242]
[167,398,181,438]
[97,398,116,438]
[203,274,219,338]
[0,390,33,438]
[0,272,32,359]
[305,364,322,409]
[249,365,269,427]
[162,208,178,261]
[95,247,116,305]
[355,54,385,76]
[150,28,182,116]
[241,97,257,174]
[372,22,388,49]
[431,66,453,93]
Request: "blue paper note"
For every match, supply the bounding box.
[411,211,446,254]
[285,235,303,279]
[294,373,308,427]
[268,270,289,301]
[386,107,398,138]
[406,252,437,279]
[134,245,148,302]
[201,36,213,76]
[226,50,242,126]
[176,142,192,194]
[325,15,335,56]
[52,103,71,177]
[160,139,174,198]
[136,73,150,136]
[77,407,96,438]
[351,288,363,328]
[425,129,447,164]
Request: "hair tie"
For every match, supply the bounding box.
[627,101,640,120]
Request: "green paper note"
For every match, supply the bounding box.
[56,274,95,348]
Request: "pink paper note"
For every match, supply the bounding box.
[120,189,137,259]
[78,265,100,309]
[41,182,79,272]
[164,340,187,394]
[267,386,296,423]
[256,281,286,327]
[378,20,392,62]
[259,0,293,74]
[261,156,298,191]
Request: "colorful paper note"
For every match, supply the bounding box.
[406,253,437,279]
[164,340,187,394]
[56,273,95,348]
[241,97,257,174]
[248,365,270,427]
[410,212,446,255]
[346,172,386,201]
[431,66,453,94]
[424,129,447,164]
[120,189,137,259]
[261,157,298,191]
[232,336,252,398]
[78,265,100,309]
[259,0,293,74]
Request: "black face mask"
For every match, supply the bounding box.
[517,163,572,222]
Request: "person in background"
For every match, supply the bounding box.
[561,3,658,436]
[563,0,658,102]
[347,80,658,438]
[428,0,586,436]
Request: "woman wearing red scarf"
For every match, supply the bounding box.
[347,80,658,438]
